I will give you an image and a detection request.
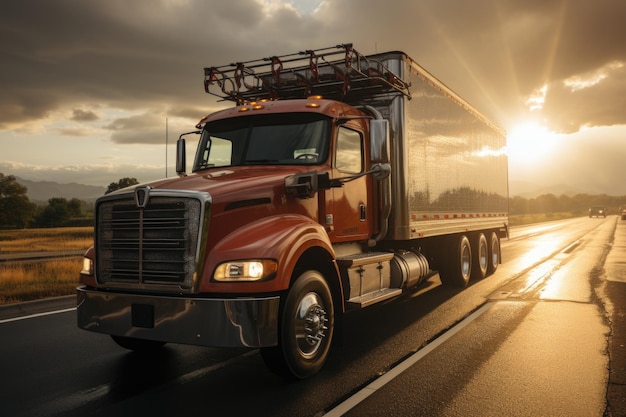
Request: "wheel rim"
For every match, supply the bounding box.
[491,238,500,268]
[461,243,471,278]
[294,292,329,358]
[479,237,488,271]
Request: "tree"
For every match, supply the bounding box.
[106,177,139,194]
[34,197,84,228]
[0,173,36,228]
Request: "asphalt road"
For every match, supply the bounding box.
[1,217,624,416]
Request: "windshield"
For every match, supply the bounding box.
[193,113,330,171]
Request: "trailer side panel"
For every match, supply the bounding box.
[378,53,508,240]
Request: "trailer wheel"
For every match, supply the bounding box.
[261,270,334,379]
[472,233,488,280]
[111,335,166,352]
[487,232,500,275]
[440,235,472,288]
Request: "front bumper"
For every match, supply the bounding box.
[76,286,280,348]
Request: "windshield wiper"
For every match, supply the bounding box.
[196,163,215,170]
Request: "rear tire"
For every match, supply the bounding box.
[487,232,500,275]
[439,235,472,288]
[472,233,488,280]
[261,270,334,379]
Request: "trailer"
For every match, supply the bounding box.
[77,44,508,379]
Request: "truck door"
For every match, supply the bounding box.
[329,123,374,241]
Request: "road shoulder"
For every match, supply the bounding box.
[0,295,75,321]
[601,217,626,417]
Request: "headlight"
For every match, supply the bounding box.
[214,260,278,281]
[81,257,94,275]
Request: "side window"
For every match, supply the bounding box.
[204,136,233,167]
[336,127,363,173]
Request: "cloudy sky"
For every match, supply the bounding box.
[1,0,625,196]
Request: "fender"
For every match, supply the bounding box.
[198,214,339,294]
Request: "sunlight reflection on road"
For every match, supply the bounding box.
[512,237,561,272]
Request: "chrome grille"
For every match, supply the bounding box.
[96,193,207,290]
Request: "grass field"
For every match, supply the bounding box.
[0,258,83,304]
[0,227,93,305]
[0,227,93,254]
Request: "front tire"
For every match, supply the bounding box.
[261,270,334,379]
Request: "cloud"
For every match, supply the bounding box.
[542,62,626,133]
[1,0,626,195]
[71,109,99,122]
[56,127,94,137]
[1,0,625,135]
[104,113,164,144]
[103,112,199,145]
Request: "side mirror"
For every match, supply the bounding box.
[370,119,390,163]
[176,138,186,176]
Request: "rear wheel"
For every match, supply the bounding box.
[261,270,334,379]
[472,233,488,280]
[487,232,500,275]
[439,235,472,288]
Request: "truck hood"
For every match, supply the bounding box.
[139,165,314,207]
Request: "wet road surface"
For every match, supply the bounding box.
[1,216,623,416]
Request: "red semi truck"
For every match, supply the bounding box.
[77,44,508,379]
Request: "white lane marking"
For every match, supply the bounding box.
[324,302,495,417]
[0,307,76,324]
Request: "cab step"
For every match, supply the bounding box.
[346,288,402,310]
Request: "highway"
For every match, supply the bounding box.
[1,216,623,416]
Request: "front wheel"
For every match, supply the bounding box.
[261,270,334,379]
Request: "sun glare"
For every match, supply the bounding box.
[507,121,558,166]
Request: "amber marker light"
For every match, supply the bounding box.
[306,95,323,108]
[195,115,209,129]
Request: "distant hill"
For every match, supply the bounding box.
[16,177,106,203]
[509,181,584,198]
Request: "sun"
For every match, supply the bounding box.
[507,121,558,166]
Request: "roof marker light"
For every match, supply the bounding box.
[195,115,209,129]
